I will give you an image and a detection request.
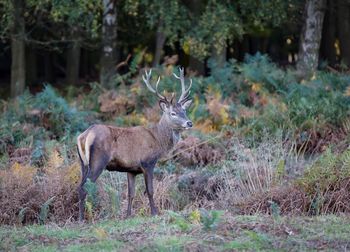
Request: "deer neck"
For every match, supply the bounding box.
[153,115,180,152]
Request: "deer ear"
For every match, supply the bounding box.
[181,99,192,110]
[159,100,169,111]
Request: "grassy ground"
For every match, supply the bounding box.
[1,212,350,251]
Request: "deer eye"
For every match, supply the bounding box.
[170,112,177,117]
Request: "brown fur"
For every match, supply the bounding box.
[77,117,177,173]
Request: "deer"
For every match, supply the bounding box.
[76,67,193,221]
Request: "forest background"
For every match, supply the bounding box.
[1,0,350,251]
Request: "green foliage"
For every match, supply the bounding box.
[229,230,271,250]
[269,201,281,219]
[34,85,90,137]
[49,0,102,38]
[199,209,224,231]
[84,178,98,209]
[0,85,92,163]
[185,0,243,59]
[206,58,241,96]
[0,0,11,38]
[104,185,121,219]
[298,149,350,195]
[140,0,190,47]
[286,77,350,128]
[239,0,296,31]
[242,53,291,92]
[202,53,350,140]
[167,210,191,232]
[2,215,350,251]
[18,207,29,225]
[0,0,101,46]
[31,140,45,166]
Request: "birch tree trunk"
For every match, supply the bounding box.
[296,0,327,77]
[100,0,118,88]
[10,0,26,97]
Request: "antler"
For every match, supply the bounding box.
[173,67,192,104]
[142,69,167,101]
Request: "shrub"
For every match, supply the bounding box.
[33,85,91,137]
[297,148,350,214]
[240,148,350,215]
[0,160,79,225]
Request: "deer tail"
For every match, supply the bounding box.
[77,133,89,167]
[77,131,95,183]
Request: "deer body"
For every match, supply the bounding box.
[77,119,178,173]
[77,68,193,221]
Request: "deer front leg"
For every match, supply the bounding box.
[143,167,158,216]
[127,172,136,217]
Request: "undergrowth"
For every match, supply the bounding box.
[0,53,349,225]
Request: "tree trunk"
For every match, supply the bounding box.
[152,19,166,67]
[249,37,259,55]
[337,0,350,67]
[43,51,54,83]
[10,0,26,97]
[240,35,250,61]
[100,0,118,88]
[320,0,336,66]
[66,39,81,85]
[296,0,327,77]
[26,47,37,85]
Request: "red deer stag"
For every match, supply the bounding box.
[77,67,193,220]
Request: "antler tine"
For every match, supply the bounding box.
[173,67,186,95]
[173,67,192,103]
[169,92,175,105]
[142,69,166,101]
[181,79,192,101]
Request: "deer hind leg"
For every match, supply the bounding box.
[141,160,158,216]
[143,168,158,216]
[77,145,88,222]
[78,181,87,222]
[126,172,136,217]
[78,144,109,221]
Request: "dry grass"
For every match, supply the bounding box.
[1,135,350,226]
[0,159,80,225]
[171,136,224,166]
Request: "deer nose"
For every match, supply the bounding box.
[186,121,193,128]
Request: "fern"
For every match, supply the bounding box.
[38,196,55,225]
[298,148,350,198]
[341,149,350,169]
[199,209,224,231]
[104,185,120,218]
[166,210,191,232]
[18,207,28,224]
[84,178,98,208]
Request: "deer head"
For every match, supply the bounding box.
[142,67,193,130]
